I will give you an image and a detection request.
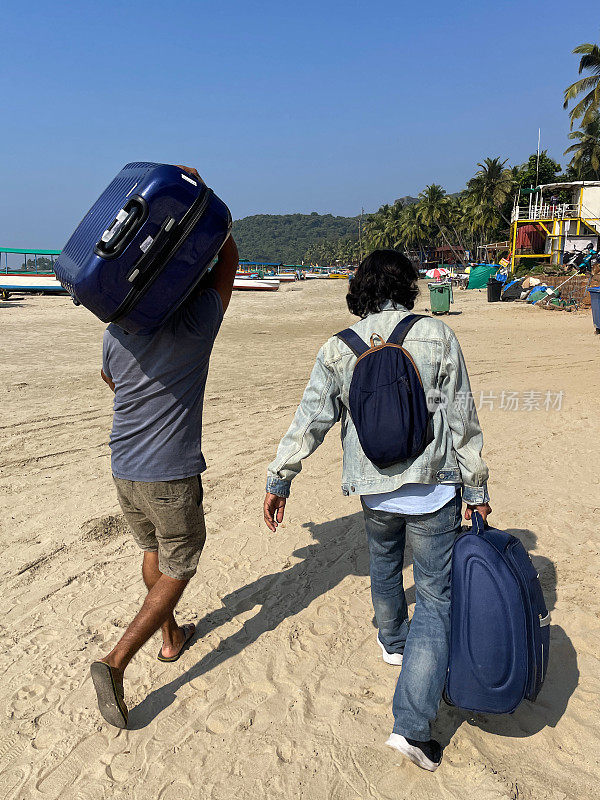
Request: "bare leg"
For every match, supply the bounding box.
[141,552,187,658]
[102,567,189,674]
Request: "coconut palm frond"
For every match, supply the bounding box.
[565,87,600,127]
[564,40,600,127]
[564,112,600,179]
[564,74,600,104]
[578,48,600,73]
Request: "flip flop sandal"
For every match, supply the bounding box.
[90,661,128,729]
[157,624,196,662]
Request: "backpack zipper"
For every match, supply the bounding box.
[354,343,424,387]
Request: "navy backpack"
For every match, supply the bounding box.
[336,314,432,469]
[446,512,550,714]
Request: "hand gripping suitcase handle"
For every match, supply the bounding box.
[471,511,487,535]
[95,196,149,259]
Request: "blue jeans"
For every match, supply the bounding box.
[362,492,462,741]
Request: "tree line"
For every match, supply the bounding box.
[360,37,600,265]
[231,212,360,264]
[232,38,600,267]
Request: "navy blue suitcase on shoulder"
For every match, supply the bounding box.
[445,512,550,714]
[54,162,231,334]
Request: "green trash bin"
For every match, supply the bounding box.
[428,282,452,314]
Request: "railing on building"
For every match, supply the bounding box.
[512,204,580,222]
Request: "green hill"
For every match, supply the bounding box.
[231,212,360,263]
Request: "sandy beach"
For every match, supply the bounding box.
[0,279,599,800]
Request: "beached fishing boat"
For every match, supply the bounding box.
[0,247,285,300]
[237,270,296,283]
[0,271,280,297]
[233,277,279,291]
[0,273,67,300]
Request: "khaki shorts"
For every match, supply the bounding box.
[113,475,206,581]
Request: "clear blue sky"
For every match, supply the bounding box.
[1,0,598,248]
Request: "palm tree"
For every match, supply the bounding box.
[564,112,600,179]
[446,196,472,257]
[564,40,600,128]
[455,194,481,254]
[416,184,451,231]
[383,201,405,249]
[363,211,392,250]
[462,191,503,251]
[417,185,465,266]
[363,202,405,251]
[466,157,515,224]
[398,204,431,262]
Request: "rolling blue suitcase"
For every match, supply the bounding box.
[445,512,550,714]
[54,162,231,334]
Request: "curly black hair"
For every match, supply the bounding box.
[346,249,420,318]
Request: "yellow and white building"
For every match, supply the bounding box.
[510,181,600,270]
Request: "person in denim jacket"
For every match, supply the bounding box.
[264,250,491,772]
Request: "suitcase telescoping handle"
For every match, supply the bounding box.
[95,196,149,259]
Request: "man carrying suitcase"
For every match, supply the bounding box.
[91,168,239,728]
[263,249,491,772]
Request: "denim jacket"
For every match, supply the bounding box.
[266,301,489,504]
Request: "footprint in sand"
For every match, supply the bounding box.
[206,688,278,735]
[58,783,107,800]
[205,702,248,735]
[9,680,60,720]
[20,627,62,657]
[80,601,135,635]
[152,703,200,745]
[307,603,340,637]
[36,735,107,798]
[373,759,421,797]
[157,782,194,800]
[0,732,28,774]
[342,650,373,678]
[0,768,27,800]
[250,694,291,733]
[106,749,138,783]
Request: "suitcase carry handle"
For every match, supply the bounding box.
[108,186,216,325]
[124,185,213,285]
[126,215,176,284]
[471,511,488,535]
[94,196,149,259]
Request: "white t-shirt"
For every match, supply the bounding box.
[362,483,457,515]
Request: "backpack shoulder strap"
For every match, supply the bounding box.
[335,328,369,357]
[387,314,427,346]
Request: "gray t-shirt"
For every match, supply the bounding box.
[102,288,223,481]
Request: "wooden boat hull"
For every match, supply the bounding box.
[1,273,280,296]
[0,274,67,295]
[233,278,279,291]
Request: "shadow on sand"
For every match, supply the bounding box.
[128,516,578,743]
[128,511,369,729]
[0,300,26,309]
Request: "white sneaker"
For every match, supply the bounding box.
[385,733,442,772]
[377,634,403,666]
